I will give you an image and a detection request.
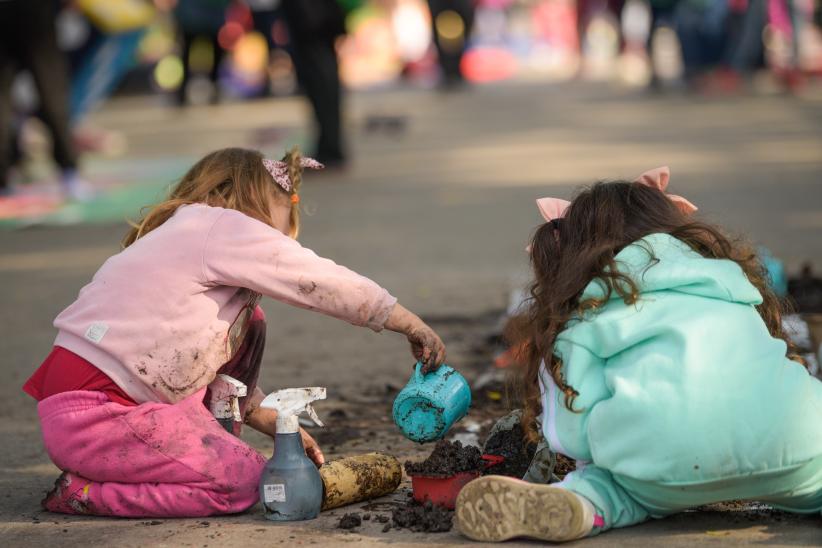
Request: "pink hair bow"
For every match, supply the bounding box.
[527,197,569,251]
[634,166,697,214]
[262,157,324,192]
[535,197,571,222]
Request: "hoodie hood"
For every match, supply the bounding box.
[580,233,763,306]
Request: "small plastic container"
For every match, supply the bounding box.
[409,455,504,509]
[410,472,480,510]
[393,362,471,443]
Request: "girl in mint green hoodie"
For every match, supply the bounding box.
[456,168,822,543]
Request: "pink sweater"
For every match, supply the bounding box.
[54,204,397,404]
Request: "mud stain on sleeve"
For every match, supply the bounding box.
[298,279,318,295]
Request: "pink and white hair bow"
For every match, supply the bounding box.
[527,197,570,250]
[262,157,324,192]
[634,166,697,214]
[532,166,697,227]
[536,197,571,222]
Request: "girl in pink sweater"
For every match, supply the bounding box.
[24,147,446,518]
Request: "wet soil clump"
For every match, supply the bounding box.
[391,501,453,533]
[337,513,362,529]
[404,440,482,477]
[482,423,536,478]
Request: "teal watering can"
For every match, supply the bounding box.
[392,362,471,443]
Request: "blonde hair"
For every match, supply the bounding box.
[123,146,305,247]
[282,146,304,238]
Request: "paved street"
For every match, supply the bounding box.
[1,81,821,546]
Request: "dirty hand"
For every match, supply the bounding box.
[407,323,446,373]
[301,427,325,467]
[384,303,447,373]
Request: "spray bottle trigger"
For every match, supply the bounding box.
[306,404,324,428]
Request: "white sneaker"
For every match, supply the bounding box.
[455,476,596,542]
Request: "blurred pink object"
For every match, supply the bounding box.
[0,194,62,219]
[768,0,793,37]
[532,0,578,52]
[461,47,517,83]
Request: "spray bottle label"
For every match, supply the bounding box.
[263,484,286,503]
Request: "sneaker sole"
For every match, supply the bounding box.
[455,475,587,542]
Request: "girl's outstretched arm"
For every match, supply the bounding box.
[241,304,445,464]
[202,209,448,370]
[383,303,446,373]
[202,210,398,332]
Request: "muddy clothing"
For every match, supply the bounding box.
[36,309,268,517]
[539,233,822,530]
[52,203,397,404]
[24,346,137,406]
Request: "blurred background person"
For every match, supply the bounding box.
[68,0,154,122]
[645,0,679,90]
[723,0,768,86]
[673,0,730,88]
[247,0,282,98]
[0,0,84,199]
[173,0,230,106]
[427,0,476,87]
[578,0,625,65]
[723,0,806,90]
[68,0,154,150]
[281,0,348,168]
[0,0,820,216]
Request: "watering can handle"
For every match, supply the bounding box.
[414,361,425,383]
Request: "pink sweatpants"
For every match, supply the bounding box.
[36,309,268,518]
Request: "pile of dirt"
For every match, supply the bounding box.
[482,423,537,478]
[391,501,454,533]
[404,440,482,477]
[337,513,362,530]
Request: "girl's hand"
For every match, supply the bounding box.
[244,399,324,466]
[407,324,446,373]
[384,303,447,373]
[301,427,324,467]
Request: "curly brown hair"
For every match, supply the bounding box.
[510,181,798,443]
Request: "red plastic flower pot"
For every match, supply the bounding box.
[408,455,506,510]
[410,471,481,510]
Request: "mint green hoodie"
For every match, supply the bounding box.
[539,233,822,485]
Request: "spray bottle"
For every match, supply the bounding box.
[258,387,326,521]
[208,374,247,435]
